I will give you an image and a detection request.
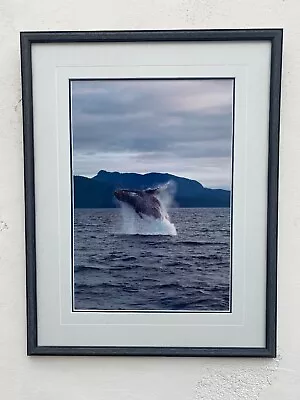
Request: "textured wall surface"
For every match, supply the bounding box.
[1,0,300,399]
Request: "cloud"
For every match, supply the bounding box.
[71,79,233,189]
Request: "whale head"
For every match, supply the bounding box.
[114,189,139,203]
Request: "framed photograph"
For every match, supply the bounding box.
[21,29,282,357]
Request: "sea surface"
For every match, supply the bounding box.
[74,208,231,311]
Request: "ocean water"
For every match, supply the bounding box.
[74,208,231,311]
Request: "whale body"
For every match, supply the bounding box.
[114,187,169,220]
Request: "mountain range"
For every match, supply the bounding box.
[74,170,230,208]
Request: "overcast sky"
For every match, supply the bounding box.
[71,79,233,189]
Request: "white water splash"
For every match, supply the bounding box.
[117,181,177,236]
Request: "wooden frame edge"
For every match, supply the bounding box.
[20,28,282,357]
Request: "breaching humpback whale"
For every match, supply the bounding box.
[114,186,169,220]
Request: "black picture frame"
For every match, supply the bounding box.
[20,29,283,357]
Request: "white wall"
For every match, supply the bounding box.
[0,0,299,398]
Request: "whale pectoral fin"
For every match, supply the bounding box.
[138,212,144,219]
